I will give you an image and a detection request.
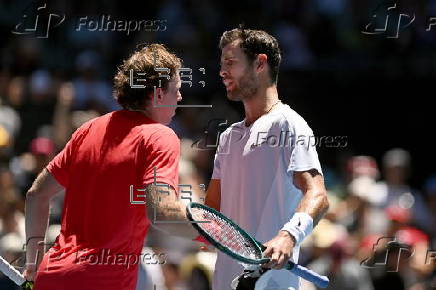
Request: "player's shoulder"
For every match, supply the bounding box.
[72,113,101,137]
[273,103,312,131]
[142,123,179,144]
[220,120,245,137]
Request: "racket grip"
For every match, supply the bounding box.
[287,262,329,288]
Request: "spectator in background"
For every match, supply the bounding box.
[373,148,416,209]
[0,97,21,158]
[13,137,55,197]
[374,149,434,239]
[305,238,374,290]
[359,206,432,290]
[18,71,56,153]
[413,175,436,245]
[333,156,388,236]
[0,166,24,238]
[72,50,120,114]
[0,169,25,290]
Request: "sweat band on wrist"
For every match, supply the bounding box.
[280,212,313,246]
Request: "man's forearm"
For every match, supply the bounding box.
[145,184,198,239]
[25,191,50,268]
[294,189,329,226]
[24,169,64,269]
[293,170,329,226]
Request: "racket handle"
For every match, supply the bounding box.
[287,262,329,288]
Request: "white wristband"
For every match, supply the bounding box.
[281,212,313,246]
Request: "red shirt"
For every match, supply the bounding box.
[34,110,180,290]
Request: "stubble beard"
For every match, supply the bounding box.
[226,70,258,102]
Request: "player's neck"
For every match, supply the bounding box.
[243,86,279,127]
[128,107,162,124]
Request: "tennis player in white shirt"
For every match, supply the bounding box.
[205,27,330,290]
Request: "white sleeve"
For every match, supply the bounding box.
[211,151,221,179]
[284,119,323,175]
[211,129,229,179]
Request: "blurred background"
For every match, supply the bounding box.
[0,0,435,289]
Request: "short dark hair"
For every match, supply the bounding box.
[219,28,281,84]
[113,44,182,110]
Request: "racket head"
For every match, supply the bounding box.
[186,202,269,265]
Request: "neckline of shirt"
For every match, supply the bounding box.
[241,102,285,129]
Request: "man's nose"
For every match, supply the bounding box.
[219,68,228,78]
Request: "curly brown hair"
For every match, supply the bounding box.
[113,44,182,110]
[219,28,281,84]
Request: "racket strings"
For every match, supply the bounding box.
[191,208,261,259]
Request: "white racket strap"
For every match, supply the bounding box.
[0,255,25,286]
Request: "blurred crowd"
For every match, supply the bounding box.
[1,0,436,289]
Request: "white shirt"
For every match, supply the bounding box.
[211,103,322,290]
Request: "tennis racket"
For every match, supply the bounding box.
[0,255,33,289]
[186,202,329,288]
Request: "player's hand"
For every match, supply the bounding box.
[23,263,37,281]
[262,231,295,269]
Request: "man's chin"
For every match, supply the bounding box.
[226,91,242,101]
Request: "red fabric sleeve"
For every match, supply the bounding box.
[46,127,84,187]
[142,128,180,193]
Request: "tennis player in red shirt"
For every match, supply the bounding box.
[23,44,197,290]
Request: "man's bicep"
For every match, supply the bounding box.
[293,169,324,193]
[27,169,65,200]
[205,179,221,211]
[292,170,329,224]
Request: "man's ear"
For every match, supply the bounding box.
[153,88,164,103]
[256,54,268,72]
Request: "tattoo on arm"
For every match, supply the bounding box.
[145,184,188,222]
